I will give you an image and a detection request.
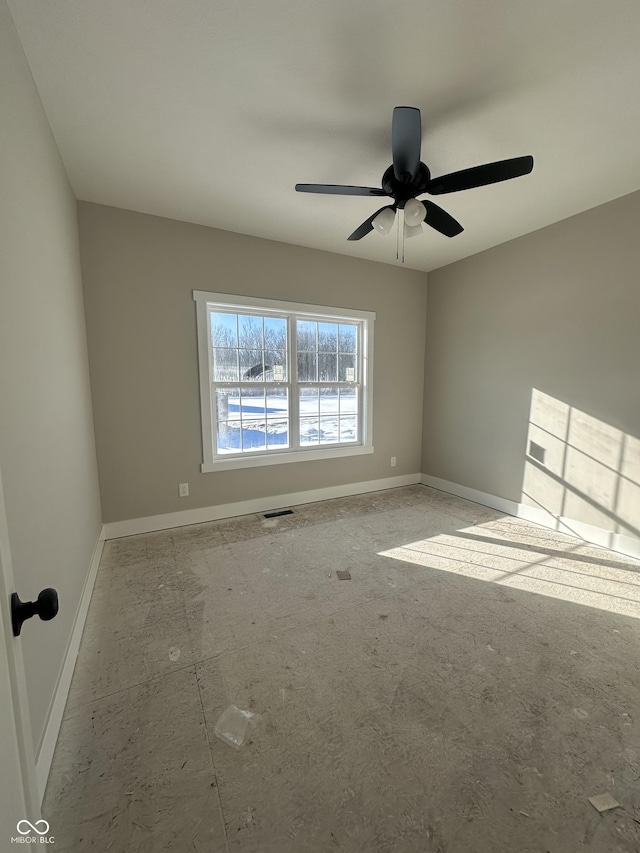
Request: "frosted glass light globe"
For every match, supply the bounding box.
[372,208,396,235]
[404,223,423,239]
[404,198,426,227]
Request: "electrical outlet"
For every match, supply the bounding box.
[179,483,189,497]
[390,456,397,467]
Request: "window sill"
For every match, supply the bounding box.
[201,444,374,473]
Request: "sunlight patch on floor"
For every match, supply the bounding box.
[379,520,640,619]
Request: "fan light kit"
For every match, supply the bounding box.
[372,207,395,234]
[296,106,534,262]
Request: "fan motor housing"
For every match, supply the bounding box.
[382,162,431,206]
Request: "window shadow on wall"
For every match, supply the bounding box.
[521,388,640,547]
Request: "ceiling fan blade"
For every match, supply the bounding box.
[428,155,534,195]
[347,205,395,241]
[295,184,389,196]
[423,200,464,237]
[392,106,422,183]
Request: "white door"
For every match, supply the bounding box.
[0,464,40,841]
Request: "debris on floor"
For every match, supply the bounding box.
[214,705,261,750]
[336,570,351,581]
[588,793,621,812]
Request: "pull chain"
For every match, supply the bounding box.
[394,210,406,264]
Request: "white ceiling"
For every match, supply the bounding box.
[8,0,640,272]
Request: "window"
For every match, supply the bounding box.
[194,291,374,471]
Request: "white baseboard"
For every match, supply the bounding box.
[420,474,520,517]
[516,501,640,560]
[104,473,422,539]
[36,525,105,802]
[421,474,640,561]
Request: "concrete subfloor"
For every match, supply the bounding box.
[43,485,640,852]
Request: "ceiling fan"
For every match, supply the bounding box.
[295,106,533,243]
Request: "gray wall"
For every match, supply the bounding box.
[0,1,102,753]
[79,202,427,523]
[423,189,640,543]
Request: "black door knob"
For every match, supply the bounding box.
[11,588,59,637]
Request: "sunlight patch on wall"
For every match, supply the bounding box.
[379,518,640,619]
[521,389,640,548]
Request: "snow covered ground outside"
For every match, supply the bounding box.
[217,391,358,452]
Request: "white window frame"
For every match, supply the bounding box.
[194,290,375,472]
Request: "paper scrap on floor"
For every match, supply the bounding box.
[588,793,620,813]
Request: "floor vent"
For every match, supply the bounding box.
[263,509,294,519]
